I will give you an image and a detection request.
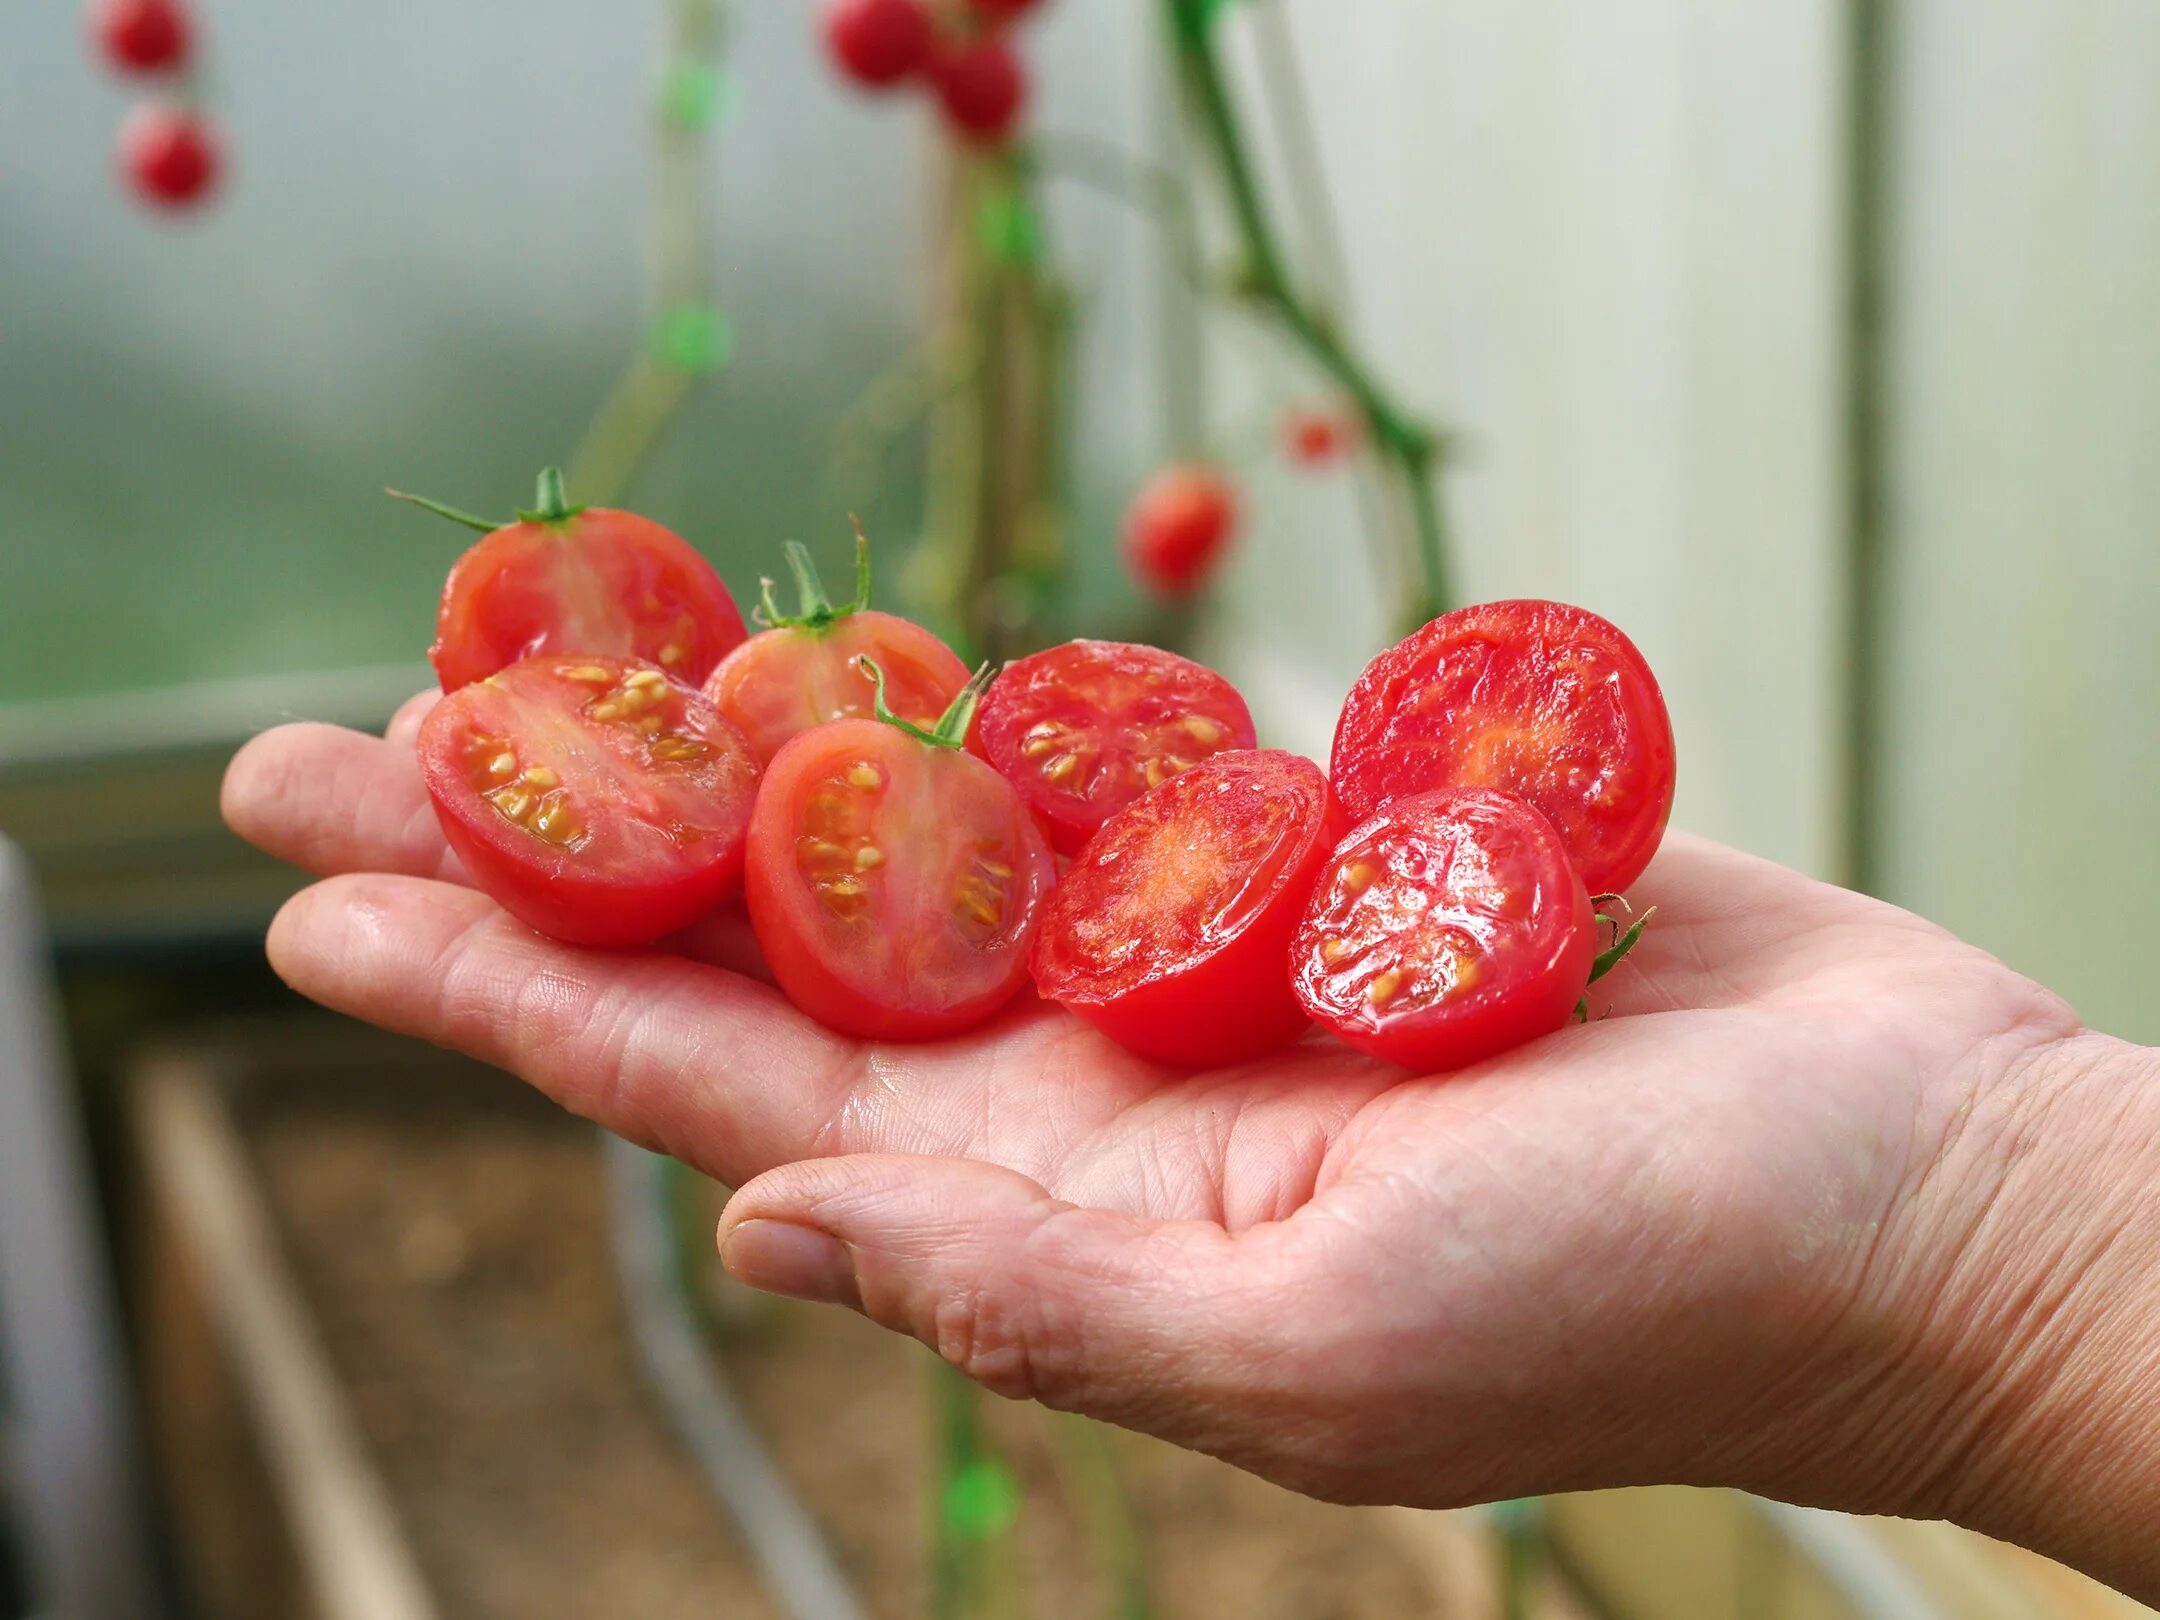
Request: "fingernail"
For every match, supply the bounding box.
[721,1219,858,1307]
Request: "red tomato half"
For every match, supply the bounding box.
[431,508,746,692]
[1293,788,1594,1072]
[972,640,1257,856]
[747,719,1057,1041]
[707,532,969,765]
[1031,750,1342,1067]
[1330,600,1676,894]
[418,656,759,948]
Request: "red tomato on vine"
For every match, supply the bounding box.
[1122,465,1239,598]
[119,104,219,209]
[92,0,191,74]
[934,39,1028,145]
[822,0,935,89]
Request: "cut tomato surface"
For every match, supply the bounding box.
[431,507,746,692]
[417,655,759,948]
[972,640,1257,856]
[1031,749,1341,1067]
[1292,787,1594,1073]
[1330,600,1675,894]
[746,716,1056,1042]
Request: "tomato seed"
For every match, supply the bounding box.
[522,766,558,788]
[487,752,517,779]
[562,665,613,684]
[846,762,884,790]
[1368,970,1403,1005]
[855,846,884,870]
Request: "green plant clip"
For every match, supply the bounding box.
[659,61,730,131]
[753,522,873,633]
[862,657,996,750]
[651,303,733,375]
[939,1458,1020,1540]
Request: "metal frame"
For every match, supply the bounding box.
[0,839,159,1620]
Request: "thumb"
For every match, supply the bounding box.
[717,1154,1276,1433]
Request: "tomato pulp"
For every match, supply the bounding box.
[1031,749,1341,1067]
[746,673,1056,1041]
[972,640,1257,856]
[1330,600,1675,894]
[703,535,970,765]
[425,473,746,692]
[418,655,760,948]
[1292,788,1594,1073]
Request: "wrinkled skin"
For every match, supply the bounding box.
[224,693,2160,1602]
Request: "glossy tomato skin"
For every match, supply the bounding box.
[1031,750,1343,1067]
[1122,465,1238,597]
[431,509,747,693]
[418,656,760,948]
[1293,788,1594,1073]
[1330,599,1675,894]
[747,719,1056,1041]
[703,611,969,767]
[971,640,1257,856]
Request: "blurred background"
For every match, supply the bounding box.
[2,1,2156,1618]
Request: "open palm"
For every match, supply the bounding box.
[224,692,2086,1522]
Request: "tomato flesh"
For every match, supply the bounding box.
[746,719,1056,1041]
[432,509,747,692]
[703,611,970,767]
[1293,788,1594,1072]
[1330,600,1675,894]
[1031,749,1341,1067]
[417,655,759,947]
[972,640,1257,856]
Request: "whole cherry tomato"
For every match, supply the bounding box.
[934,38,1027,145]
[93,0,191,74]
[401,468,748,694]
[1293,787,1596,1072]
[1283,405,1357,468]
[418,655,760,948]
[971,640,1257,856]
[1331,599,1676,894]
[746,664,1056,1041]
[703,531,969,767]
[119,103,219,209]
[823,0,935,89]
[1032,749,1343,1067]
[1122,464,1238,597]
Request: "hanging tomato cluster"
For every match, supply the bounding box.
[89,0,220,210]
[820,0,1044,147]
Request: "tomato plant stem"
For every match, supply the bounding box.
[1163,0,1454,632]
[566,0,730,504]
[1046,1413,1155,1620]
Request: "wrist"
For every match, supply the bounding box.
[1904,1030,2160,1597]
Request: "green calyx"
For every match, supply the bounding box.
[513,467,587,526]
[862,657,996,751]
[1575,901,1656,1023]
[388,466,585,535]
[754,523,873,634]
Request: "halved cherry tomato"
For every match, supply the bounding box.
[971,640,1257,856]
[408,469,748,692]
[1330,599,1675,894]
[703,532,969,766]
[1030,749,1342,1067]
[746,666,1056,1041]
[1292,788,1594,1072]
[417,654,759,948]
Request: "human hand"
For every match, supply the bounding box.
[223,695,2160,1598]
